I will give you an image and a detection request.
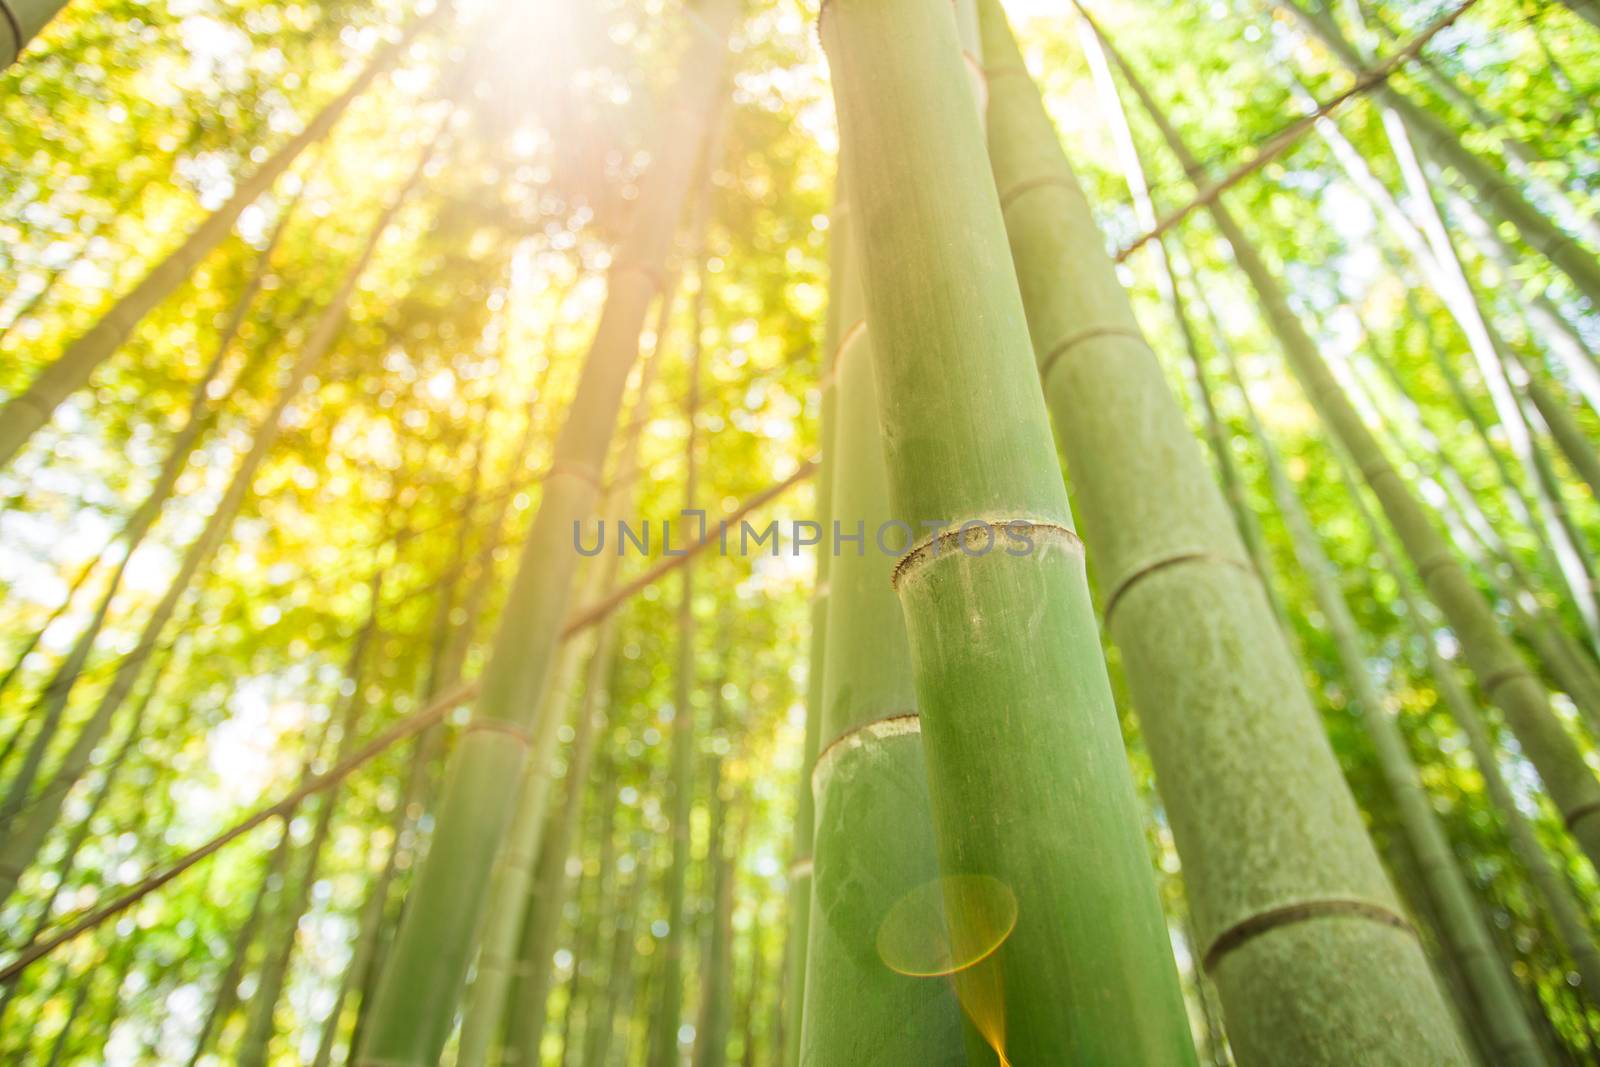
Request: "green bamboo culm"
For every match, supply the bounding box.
[1218,343,1547,1066]
[1,0,70,69]
[456,264,677,1067]
[1333,447,1600,1008]
[0,9,440,470]
[498,648,611,1066]
[650,262,711,1067]
[819,1,1194,1061]
[356,7,737,1063]
[985,5,1463,1062]
[797,201,966,1067]
[1095,27,1600,873]
[780,194,844,1067]
[692,671,738,1067]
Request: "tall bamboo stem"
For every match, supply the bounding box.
[796,194,965,1066]
[1102,30,1600,872]
[1220,337,1546,1066]
[821,1,1195,1058]
[990,6,1464,1060]
[358,9,736,1060]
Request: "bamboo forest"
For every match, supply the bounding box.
[5,0,1600,1063]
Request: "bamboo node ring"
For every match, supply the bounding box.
[1413,552,1455,583]
[547,458,604,493]
[612,259,668,294]
[1479,663,1533,695]
[825,318,868,382]
[0,2,22,56]
[9,391,54,416]
[460,719,533,746]
[1102,549,1255,626]
[998,173,1083,214]
[1202,897,1415,974]
[1037,324,1147,380]
[890,519,1082,591]
[811,712,921,795]
[1562,799,1600,832]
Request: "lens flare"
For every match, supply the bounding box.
[876,874,1018,1065]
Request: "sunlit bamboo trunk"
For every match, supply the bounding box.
[557,753,620,1067]
[1356,373,1600,730]
[1524,368,1600,501]
[993,6,1461,1061]
[1381,283,1599,648]
[1103,34,1600,874]
[1379,111,1600,640]
[797,201,965,1066]
[358,8,736,1061]
[1327,442,1600,1008]
[820,0,1194,1059]
[1217,339,1546,1066]
[1294,72,1600,646]
[779,190,845,1067]
[651,261,710,1067]
[458,279,678,1066]
[692,680,739,1067]
[1082,25,1286,626]
[499,672,608,1067]
[0,11,437,469]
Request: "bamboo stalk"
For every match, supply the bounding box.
[1336,450,1600,1009]
[1221,338,1547,1066]
[457,256,681,1067]
[1378,109,1600,641]
[557,754,620,1067]
[1100,27,1600,872]
[357,9,737,1060]
[650,254,710,1067]
[1525,372,1600,501]
[1083,24,1285,628]
[796,193,965,1066]
[996,6,1463,1061]
[821,0,1194,1059]
[778,189,843,1067]
[499,642,615,1066]
[693,761,740,1067]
